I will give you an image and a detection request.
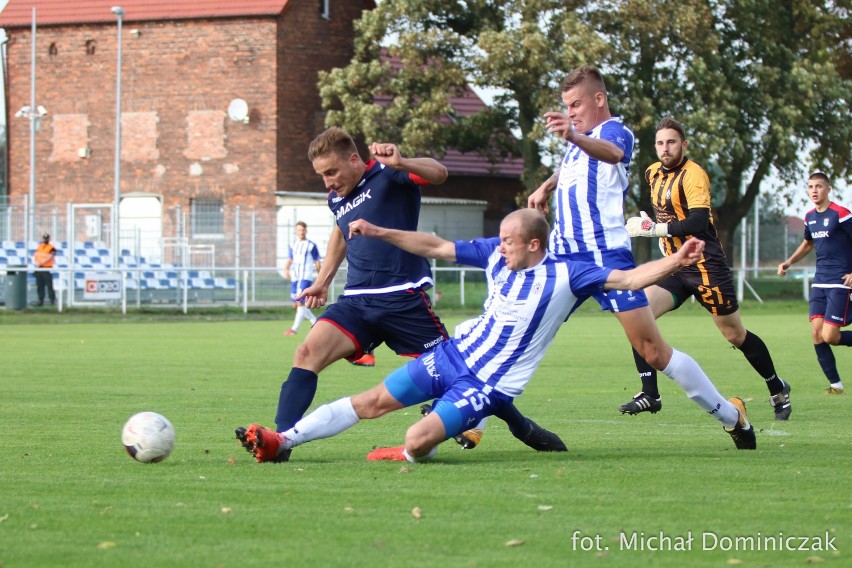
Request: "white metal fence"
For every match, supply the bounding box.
[1,264,817,314]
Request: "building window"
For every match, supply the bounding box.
[85,40,96,55]
[319,0,330,20]
[191,198,224,238]
[49,42,58,56]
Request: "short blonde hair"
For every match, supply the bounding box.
[562,65,607,95]
[308,127,358,162]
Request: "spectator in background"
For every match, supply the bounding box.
[283,221,321,336]
[33,233,56,307]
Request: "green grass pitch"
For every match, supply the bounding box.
[1,302,849,567]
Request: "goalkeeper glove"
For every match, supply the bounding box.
[626,211,668,238]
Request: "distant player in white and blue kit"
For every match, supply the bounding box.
[778,172,852,394]
[236,208,712,463]
[528,65,755,448]
[283,221,321,336]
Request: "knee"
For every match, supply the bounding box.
[724,328,746,347]
[293,342,317,366]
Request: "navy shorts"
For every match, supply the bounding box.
[809,287,852,327]
[384,348,514,439]
[319,289,448,359]
[557,248,649,313]
[290,279,313,302]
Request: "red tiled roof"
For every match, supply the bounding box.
[375,49,523,178]
[0,0,290,27]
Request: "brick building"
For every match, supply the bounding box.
[0,0,374,264]
[1,0,524,269]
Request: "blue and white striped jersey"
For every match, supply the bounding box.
[804,202,852,288]
[288,239,320,282]
[444,237,611,397]
[549,117,634,259]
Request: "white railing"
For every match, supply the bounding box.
[2,265,817,314]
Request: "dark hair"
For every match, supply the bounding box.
[308,127,358,162]
[562,65,607,95]
[296,221,307,229]
[656,116,686,141]
[808,171,831,185]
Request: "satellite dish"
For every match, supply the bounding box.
[227,98,249,123]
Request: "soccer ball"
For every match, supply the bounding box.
[121,411,175,463]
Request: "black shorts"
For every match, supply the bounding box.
[319,289,449,360]
[656,260,739,316]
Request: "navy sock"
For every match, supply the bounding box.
[275,368,319,432]
[632,347,659,398]
[839,331,852,346]
[494,402,528,435]
[738,330,783,394]
[814,343,841,384]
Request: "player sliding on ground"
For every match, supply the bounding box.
[237,208,755,464]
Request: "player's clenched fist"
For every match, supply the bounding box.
[369,142,402,167]
[348,219,380,239]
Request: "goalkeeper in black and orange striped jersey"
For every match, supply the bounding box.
[622,116,792,420]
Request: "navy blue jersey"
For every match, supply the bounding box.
[803,202,852,287]
[329,160,433,294]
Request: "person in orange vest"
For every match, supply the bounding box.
[33,233,57,306]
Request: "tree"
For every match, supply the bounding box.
[318,1,607,189]
[319,1,850,261]
[591,0,850,260]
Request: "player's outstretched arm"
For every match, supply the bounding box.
[605,237,705,291]
[778,240,814,276]
[368,142,448,185]
[348,219,457,262]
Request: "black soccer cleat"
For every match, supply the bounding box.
[619,392,662,415]
[725,397,757,450]
[770,380,792,421]
[518,419,567,452]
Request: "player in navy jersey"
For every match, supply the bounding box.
[282,221,321,336]
[236,208,746,463]
[623,117,791,420]
[237,127,560,462]
[778,172,852,394]
[527,66,755,447]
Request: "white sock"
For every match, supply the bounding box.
[830,381,844,389]
[469,416,488,431]
[303,307,317,325]
[281,397,360,449]
[403,446,438,463]
[292,308,306,332]
[662,349,739,427]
